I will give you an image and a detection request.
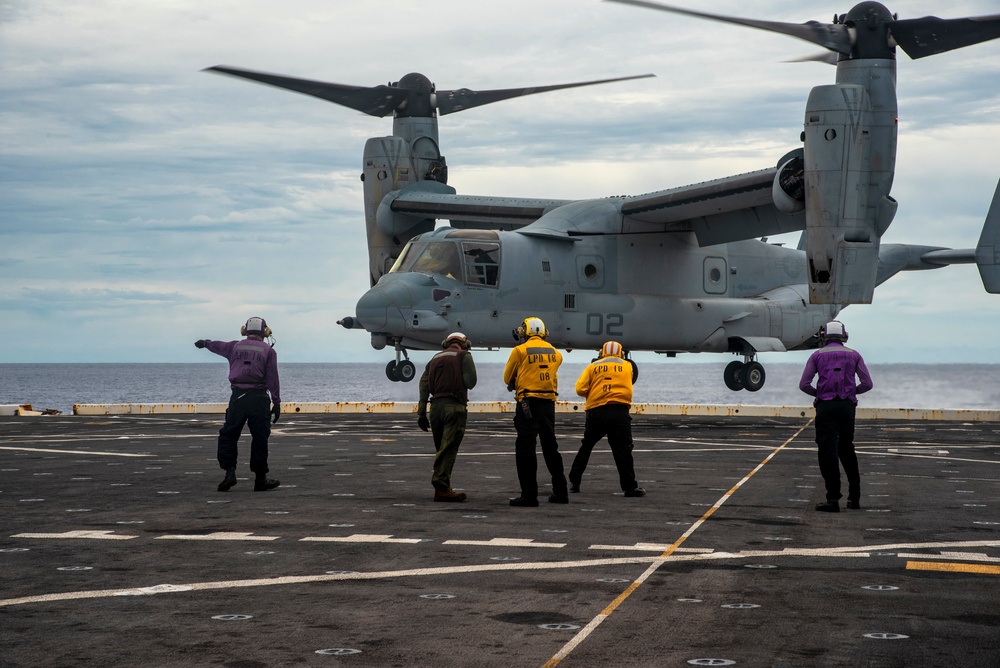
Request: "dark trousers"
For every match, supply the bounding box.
[814,398,861,502]
[569,404,638,492]
[430,399,468,491]
[513,398,567,499]
[218,389,271,475]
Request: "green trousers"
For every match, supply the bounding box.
[430,400,468,491]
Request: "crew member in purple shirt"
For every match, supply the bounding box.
[195,317,281,492]
[799,320,873,512]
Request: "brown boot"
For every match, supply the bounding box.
[434,488,467,502]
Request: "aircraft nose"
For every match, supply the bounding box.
[355,275,425,332]
[356,282,409,332]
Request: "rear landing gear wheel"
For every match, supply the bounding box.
[385,361,400,382]
[724,361,745,391]
[743,361,766,392]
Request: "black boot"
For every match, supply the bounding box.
[254,476,280,491]
[218,467,237,492]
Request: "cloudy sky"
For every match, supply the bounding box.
[3,0,1000,367]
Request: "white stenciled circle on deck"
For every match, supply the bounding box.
[212,614,253,621]
[58,566,93,571]
[539,623,580,631]
[315,648,362,656]
[687,660,736,666]
[677,598,702,603]
[0,548,29,553]
[722,603,760,609]
[744,564,777,569]
[245,551,274,556]
[462,515,487,519]
[862,585,899,591]
[420,594,455,600]
[864,633,908,640]
[596,578,630,583]
[328,523,355,528]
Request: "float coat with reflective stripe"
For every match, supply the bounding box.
[204,337,281,403]
[576,356,633,411]
[418,348,477,413]
[504,336,562,401]
[799,341,872,404]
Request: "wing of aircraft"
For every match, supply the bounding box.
[383,165,806,243]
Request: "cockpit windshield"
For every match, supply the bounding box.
[409,242,462,280]
[390,239,501,287]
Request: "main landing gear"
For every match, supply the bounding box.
[723,355,766,392]
[385,345,416,383]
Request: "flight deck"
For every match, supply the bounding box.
[1,411,998,667]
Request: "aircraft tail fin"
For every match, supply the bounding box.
[975,178,1000,294]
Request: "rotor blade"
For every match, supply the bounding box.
[785,52,840,65]
[605,0,853,55]
[890,14,1000,59]
[436,74,655,116]
[204,66,409,117]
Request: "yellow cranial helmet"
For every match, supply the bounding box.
[599,341,623,359]
[522,317,547,339]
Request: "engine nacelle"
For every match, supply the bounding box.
[362,128,449,286]
[773,149,805,215]
[801,60,898,305]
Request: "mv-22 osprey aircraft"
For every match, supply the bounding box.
[207,1,1000,391]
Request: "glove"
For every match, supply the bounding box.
[417,414,429,432]
[271,403,281,424]
[194,340,206,349]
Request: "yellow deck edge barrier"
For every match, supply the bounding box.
[65,402,1000,422]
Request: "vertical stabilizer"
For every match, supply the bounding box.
[976,179,1000,294]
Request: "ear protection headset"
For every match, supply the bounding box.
[241,317,272,338]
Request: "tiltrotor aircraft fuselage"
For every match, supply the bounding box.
[206,1,1000,390]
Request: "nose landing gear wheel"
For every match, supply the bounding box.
[385,359,417,383]
[395,359,416,382]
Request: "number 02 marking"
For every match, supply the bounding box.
[586,313,624,336]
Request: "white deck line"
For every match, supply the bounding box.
[62,401,1000,421]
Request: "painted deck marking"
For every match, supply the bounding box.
[906,561,1000,575]
[0,446,151,458]
[443,538,566,549]
[542,419,814,668]
[12,530,137,540]
[300,534,422,544]
[155,532,279,541]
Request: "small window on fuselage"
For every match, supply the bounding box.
[462,242,500,287]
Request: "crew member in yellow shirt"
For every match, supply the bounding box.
[503,316,569,507]
[568,341,644,497]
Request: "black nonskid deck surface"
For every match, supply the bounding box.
[2,414,998,667]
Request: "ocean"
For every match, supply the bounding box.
[2,362,997,415]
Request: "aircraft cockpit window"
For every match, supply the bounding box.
[462,242,500,287]
[388,241,426,274]
[409,242,461,280]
